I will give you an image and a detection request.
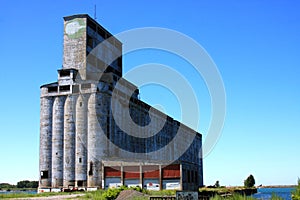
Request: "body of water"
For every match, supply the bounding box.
[0,190,37,195]
[253,187,295,200]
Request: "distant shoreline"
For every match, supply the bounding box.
[258,185,296,188]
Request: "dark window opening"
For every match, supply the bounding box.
[40,171,49,179]
[77,181,83,187]
[79,158,82,163]
[55,152,58,155]
[81,83,91,90]
[187,170,190,183]
[60,85,70,92]
[73,85,79,93]
[89,162,93,176]
[191,170,194,183]
[48,86,58,93]
[59,70,70,77]
[88,20,96,32]
[79,102,82,107]
[97,28,106,38]
[195,171,198,183]
[87,35,93,48]
[117,57,122,67]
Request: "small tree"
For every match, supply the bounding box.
[244,174,255,188]
[214,180,220,188]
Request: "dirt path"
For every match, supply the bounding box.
[11,193,85,200]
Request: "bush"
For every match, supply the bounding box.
[244,175,255,188]
[292,178,300,200]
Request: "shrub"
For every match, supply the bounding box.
[292,178,300,200]
[244,175,255,188]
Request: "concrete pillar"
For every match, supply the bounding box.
[121,164,124,186]
[52,96,66,188]
[87,93,102,188]
[75,95,87,187]
[39,97,54,188]
[159,165,162,190]
[63,95,76,188]
[101,163,105,189]
[139,164,143,189]
[180,163,183,191]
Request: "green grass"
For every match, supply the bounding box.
[0,191,81,199]
[292,179,300,200]
[146,189,176,196]
[209,193,283,200]
[209,194,256,200]
[78,190,106,200]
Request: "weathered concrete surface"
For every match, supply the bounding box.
[75,95,88,187]
[63,96,76,187]
[39,97,54,187]
[51,97,66,187]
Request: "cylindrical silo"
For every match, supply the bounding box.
[75,95,88,187]
[63,95,76,188]
[39,96,54,188]
[52,96,66,188]
[87,93,104,188]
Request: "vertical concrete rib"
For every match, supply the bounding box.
[63,95,76,187]
[75,95,88,187]
[87,93,103,188]
[39,97,54,187]
[52,96,66,188]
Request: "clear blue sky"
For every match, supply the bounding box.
[0,0,299,186]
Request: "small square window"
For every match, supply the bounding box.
[41,171,49,179]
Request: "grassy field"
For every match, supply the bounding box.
[0,191,85,199]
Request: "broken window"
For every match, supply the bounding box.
[40,171,49,179]
[59,70,70,77]
[48,86,58,93]
[77,181,83,187]
[89,162,93,176]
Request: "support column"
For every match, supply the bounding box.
[180,163,183,191]
[159,165,162,190]
[121,164,124,186]
[139,164,143,189]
